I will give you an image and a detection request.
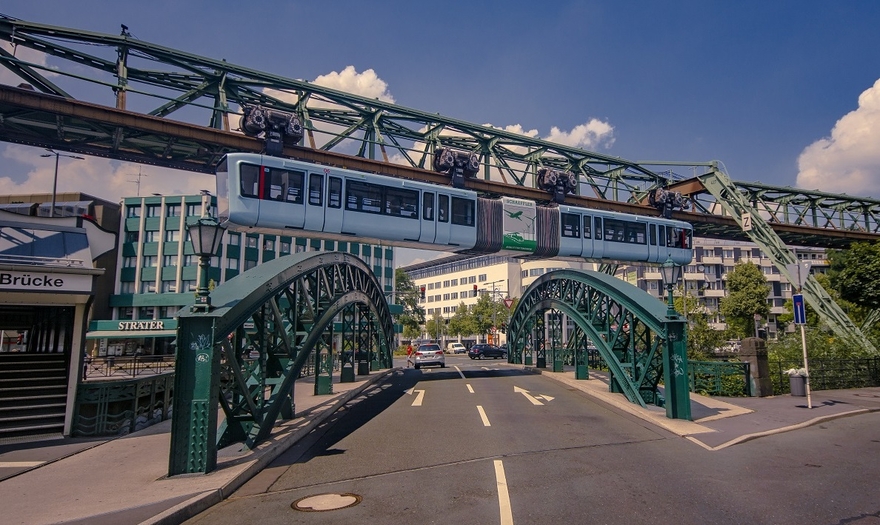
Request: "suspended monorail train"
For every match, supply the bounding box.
[216,152,693,265]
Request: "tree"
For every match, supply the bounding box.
[828,242,880,310]
[447,301,477,339]
[719,262,770,339]
[394,268,424,339]
[675,286,725,359]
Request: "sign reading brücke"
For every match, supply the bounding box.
[0,270,93,293]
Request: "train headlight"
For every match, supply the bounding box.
[433,148,480,188]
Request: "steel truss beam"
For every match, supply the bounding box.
[699,169,878,355]
[508,270,690,419]
[169,252,394,475]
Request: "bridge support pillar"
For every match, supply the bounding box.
[740,337,773,397]
[169,314,220,476]
[663,318,691,420]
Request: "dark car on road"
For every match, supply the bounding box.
[468,343,507,360]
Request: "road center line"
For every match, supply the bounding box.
[466,383,474,393]
[494,459,514,525]
[455,366,466,379]
[476,405,491,426]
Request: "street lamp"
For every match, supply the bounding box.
[659,256,682,317]
[188,216,227,311]
[40,148,84,217]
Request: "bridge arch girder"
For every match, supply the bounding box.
[508,270,676,409]
[170,251,394,474]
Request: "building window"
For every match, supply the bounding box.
[122,256,136,268]
[165,230,180,242]
[161,281,177,293]
[264,239,275,251]
[143,255,157,267]
[246,236,259,249]
[145,205,160,218]
[125,231,139,243]
[228,233,240,246]
[118,307,134,320]
[144,231,159,243]
[140,281,156,293]
[451,279,458,286]
[280,241,291,253]
[138,306,155,319]
[244,259,257,270]
[119,281,135,294]
[166,204,181,217]
[185,204,200,216]
[127,205,141,218]
[181,280,197,292]
[227,258,239,270]
[163,255,178,267]
[183,255,196,266]
[159,306,176,318]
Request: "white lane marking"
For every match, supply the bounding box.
[455,366,466,379]
[513,386,544,405]
[494,460,514,525]
[477,405,491,426]
[0,461,45,468]
[411,389,426,406]
[466,383,475,394]
[536,394,555,402]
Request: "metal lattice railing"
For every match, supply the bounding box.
[688,361,751,397]
[770,357,880,394]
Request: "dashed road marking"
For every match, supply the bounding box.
[477,405,491,426]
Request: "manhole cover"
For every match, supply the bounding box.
[291,493,362,512]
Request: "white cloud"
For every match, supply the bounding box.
[312,66,395,103]
[796,78,880,196]
[545,119,615,150]
[0,144,213,203]
[0,42,56,88]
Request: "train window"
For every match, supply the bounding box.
[240,164,260,198]
[385,187,419,219]
[605,219,626,242]
[328,177,342,209]
[583,215,591,239]
[668,227,691,248]
[264,168,304,204]
[423,192,435,221]
[309,174,323,206]
[659,225,666,247]
[650,224,657,245]
[626,223,647,244]
[346,180,383,213]
[561,213,580,238]
[594,217,603,240]
[438,195,449,223]
[451,197,475,226]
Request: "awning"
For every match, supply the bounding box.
[86,329,176,339]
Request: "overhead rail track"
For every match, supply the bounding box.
[0,16,877,351]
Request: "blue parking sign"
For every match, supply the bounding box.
[793,294,806,325]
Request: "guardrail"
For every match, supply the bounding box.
[83,355,175,379]
[770,357,880,394]
[74,372,174,437]
[688,360,751,397]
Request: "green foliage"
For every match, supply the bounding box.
[394,268,425,336]
[828,242,880,310]
[719,262,770,338]
[766,326,873,362]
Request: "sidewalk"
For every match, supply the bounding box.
[0,369,396,525]
[529,366,880,450]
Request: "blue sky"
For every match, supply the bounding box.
[2,1,880,265]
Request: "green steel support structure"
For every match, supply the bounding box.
[509,270,690,420]
[169,252,394,476]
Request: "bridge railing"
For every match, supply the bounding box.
[770,357,880,394]
[688,360,751,397]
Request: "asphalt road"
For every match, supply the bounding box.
[185,356,880,525]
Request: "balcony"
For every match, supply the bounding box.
[703,289,726,298]
[700,256,722,265]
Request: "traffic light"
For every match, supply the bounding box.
[419,286,426,300]
[472,284,478,298]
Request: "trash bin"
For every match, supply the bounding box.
[789,375,806,397]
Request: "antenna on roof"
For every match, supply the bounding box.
[129,166,148,197]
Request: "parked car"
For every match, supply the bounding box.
[468,343,507,360]
[415,343,445,369]
[447,342,467,354]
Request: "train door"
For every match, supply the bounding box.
[304,172,326,232]
[648,223,659,261]
[582,214,593,258]
[419,191,437,243]
[434,193,451,245]
[592,216,604,259]
[323,175,343,234]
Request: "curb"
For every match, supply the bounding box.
[143,369,397,525]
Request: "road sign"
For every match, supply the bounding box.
[504,298,513,308]
[785,262,812,290]
[741,212,753,231]
[793,294,806,325]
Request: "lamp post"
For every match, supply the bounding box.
[40,148,84,217]
[659,256,682,318]
[187,216,227,311]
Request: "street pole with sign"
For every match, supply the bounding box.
[787,261,813,408]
